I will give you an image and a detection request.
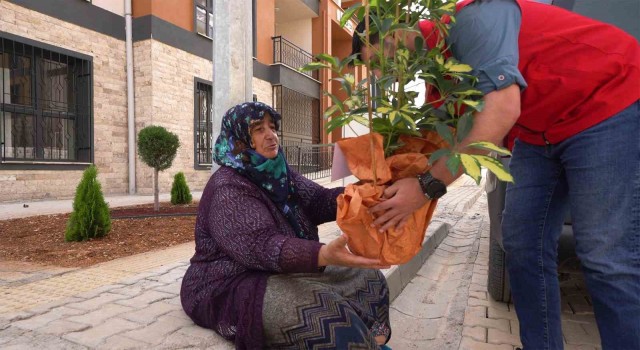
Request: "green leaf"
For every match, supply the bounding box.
[316,53,338,67]
[460,154,482,184]
[474,155,514,182]
[462,99,481,109]
[429,148,450,165]
[377,106,392,114]
[340,4,361,28]
[435,122,454,146]
[323,104,340,118]
[300,62,328,72]
[467,141,512,156]
[326,92,344,111]
[446,62,473,73]
[456,114,473,143]
[446,155,461,177]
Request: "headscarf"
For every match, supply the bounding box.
[212,102,307,239]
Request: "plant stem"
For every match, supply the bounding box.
[365,1,378,186]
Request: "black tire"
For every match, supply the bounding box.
[487,235,511,303]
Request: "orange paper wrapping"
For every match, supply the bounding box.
[336,132,447,265]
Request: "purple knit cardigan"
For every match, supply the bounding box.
[180,166,343,349]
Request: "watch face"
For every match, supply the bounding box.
[426,178,447,199]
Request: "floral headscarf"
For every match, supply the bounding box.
[213,102,306,239]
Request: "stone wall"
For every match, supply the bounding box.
[134,40,213,195]
[0,1,128,202]
[252,77,273,106]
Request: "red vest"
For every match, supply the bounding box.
[419,0,640,146]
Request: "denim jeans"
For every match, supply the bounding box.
[502,100,640,350]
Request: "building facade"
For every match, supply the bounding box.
[0,0,361,203]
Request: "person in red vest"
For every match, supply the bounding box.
[353,0,640,348]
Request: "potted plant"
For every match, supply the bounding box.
[302,0,512,264]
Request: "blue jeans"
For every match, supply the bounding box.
[502,101,640,350]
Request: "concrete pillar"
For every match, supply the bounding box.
[211,0,253,172]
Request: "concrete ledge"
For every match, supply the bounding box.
[384,222,450,302]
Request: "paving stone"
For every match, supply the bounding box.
[464,305,487,319]
[96,334,150,350]
[152,282,180,296]
[166,309,191,321]
[67,303,134,326]
[27,297,84,315]
[38,319,90,336]
[462,326,486,342]
[119,302,176,324]
[66,292,127,311]
[563,320,601,346]
[120,315,183,345]
[63,317,141,348]
[510,319,520,337]
[459,336,513,350]
[176,323,221,340]
[110,280,166,297]
[487,306,518,321]
[469,291,487,300]
[463,316,510,333]
[487,328,522,347]
[12,306,86,330]
[75,284,124,299]
[564,344,598,350]
[388,308,440,341]
[115,290,173,308]
[392,299,449,319]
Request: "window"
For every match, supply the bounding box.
[194,79,212,167]
[195,0,214,38]
[1,35,92,164]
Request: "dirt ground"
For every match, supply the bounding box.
[0,202,199,269]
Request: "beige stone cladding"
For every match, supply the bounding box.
[0,1,128,202]
[252,77,273,106]
[133,40,213,196]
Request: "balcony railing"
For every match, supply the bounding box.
[272,36,318,80]
[281,143,334,180]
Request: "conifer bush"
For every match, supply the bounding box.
[171,172,192,205]
[65,165,111,242]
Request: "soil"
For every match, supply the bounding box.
[0,202,199,269]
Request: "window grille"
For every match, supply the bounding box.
[1,35,92,163]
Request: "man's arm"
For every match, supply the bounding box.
[369,85,521,231]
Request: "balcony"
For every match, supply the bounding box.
[272,36,318,80]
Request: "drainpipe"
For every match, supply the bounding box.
[125,0,136,194]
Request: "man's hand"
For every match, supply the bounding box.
[369,177,429,232]
[318,235,390,269]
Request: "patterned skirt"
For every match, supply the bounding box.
[262,266,391,349]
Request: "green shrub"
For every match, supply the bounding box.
[137,125,180,211]
[171,172,193,205]
[65,165,111,242]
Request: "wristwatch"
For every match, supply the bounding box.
[417,171,447,200]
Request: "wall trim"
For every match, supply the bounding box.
[7,0,125,40]
[253,60,321,99]
[132,15,212,61]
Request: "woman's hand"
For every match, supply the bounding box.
[318,235,390,270]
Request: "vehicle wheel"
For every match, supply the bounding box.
[487,235,511,303]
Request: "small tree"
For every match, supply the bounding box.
[65,165,111,242]
[137,125,180,211]
[171,172,193,205]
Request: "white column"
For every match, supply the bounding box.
[211,0,253,173]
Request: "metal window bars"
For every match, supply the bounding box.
[1,36,92,163]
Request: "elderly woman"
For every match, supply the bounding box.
[180,102,391,349]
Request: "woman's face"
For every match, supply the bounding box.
[250,113,279,159]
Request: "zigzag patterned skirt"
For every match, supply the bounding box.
[262,266,391,349]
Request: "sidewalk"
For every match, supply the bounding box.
[387,193,601,350]
[0,175,486,349]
